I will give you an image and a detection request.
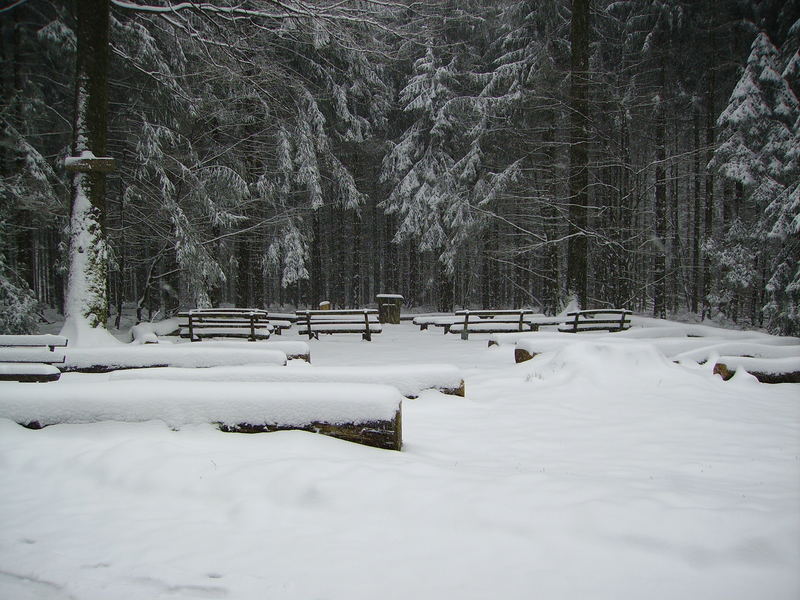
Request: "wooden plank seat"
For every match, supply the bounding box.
[448,310,545,340]
[557,309,632,333]
[295,309,382,341]
[0,334,67,382]
[413,315,459,331]
[178,308,272,341]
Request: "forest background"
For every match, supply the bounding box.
[1,0,798,335]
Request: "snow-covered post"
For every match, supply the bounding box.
[61,0,117,346]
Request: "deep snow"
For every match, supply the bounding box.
[1,319,798,600]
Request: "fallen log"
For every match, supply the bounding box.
[109,364,464,398]
[515,348,536,363]
[0,380,402,450]
[713,360,800,384]
[61,345,287,373]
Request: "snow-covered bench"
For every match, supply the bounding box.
[295,309,382,341]
[0,380,403,450]
[449,310,547,340]
[412,314,458,331]
[109,363,465,398]
[178,308,273,341]
[557,309,632,333]
[0,334,67,382]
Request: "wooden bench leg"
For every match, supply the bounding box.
[363,311,372,341]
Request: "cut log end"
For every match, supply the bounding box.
[714,362,800,384]
[515,348,536,363]
[438,381,465,397]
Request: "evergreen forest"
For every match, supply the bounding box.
[1,0,799,335]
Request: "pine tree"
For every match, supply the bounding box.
[711,31,799,332]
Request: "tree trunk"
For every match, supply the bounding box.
[61,0,115,343]
[567,0,590,308]
[351,211,361,307]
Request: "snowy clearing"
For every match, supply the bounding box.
[1,319,799,600]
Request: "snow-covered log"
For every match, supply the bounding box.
[109,363,464,398]
[713,358,800,384]
[62,345,287,373]
[0,381,403,450]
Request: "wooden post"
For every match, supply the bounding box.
[363,310,372,341]
[249,311,255,341]
[461,311,470,340]
[188,312,195,342]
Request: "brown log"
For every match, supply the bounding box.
[714,363,800,384]
[515,348,536,363]
[218,410,402,451]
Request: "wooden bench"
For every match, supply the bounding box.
[413,315,459,332]
[178,308,272,341]
[0,334,67,382]
[295,309,382,341]
[447,310,545,340]
[557,309,632,333]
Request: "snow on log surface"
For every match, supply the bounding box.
[62,345,287,372]
[109,363,464,397]
[192,340,311,361]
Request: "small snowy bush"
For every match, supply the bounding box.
[0,255,40,334]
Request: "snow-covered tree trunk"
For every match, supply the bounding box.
[61,0,117,346]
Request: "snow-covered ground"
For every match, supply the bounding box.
[1,320,799,599]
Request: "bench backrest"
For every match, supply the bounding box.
[178,309,271,341]
[0,334,67,350]
[560,309,632,333]
[0,335,68,366]
[295,309,380,340]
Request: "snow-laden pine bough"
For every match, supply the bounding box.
[109,363,465,398]
[0,335,68,382]
[61,345,288,373]
[295,309,382,341]
[0,381,403,451]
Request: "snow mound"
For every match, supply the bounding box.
[521,341,682,385]
[129,318,180,342]
[673,342,800,363]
